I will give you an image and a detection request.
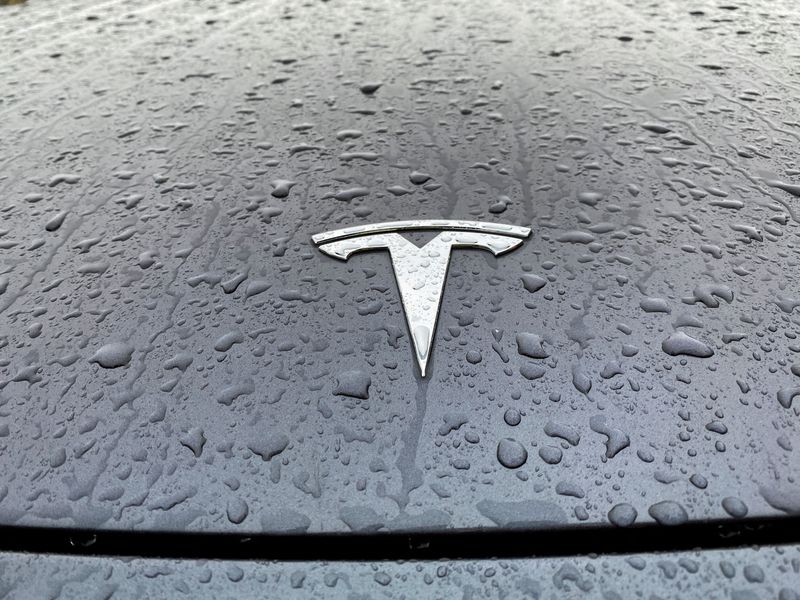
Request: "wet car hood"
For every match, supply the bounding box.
[0,0,798,536]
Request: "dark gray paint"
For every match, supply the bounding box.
[0,0,798,535]
[1,546,799,599]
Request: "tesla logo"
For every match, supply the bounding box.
[313,220,531,376]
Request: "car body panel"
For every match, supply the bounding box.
[0,0,798,539]
[2,546,799,599]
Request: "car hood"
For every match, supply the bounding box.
[0,0,797,536]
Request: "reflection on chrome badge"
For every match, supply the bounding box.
[313,220,531,377]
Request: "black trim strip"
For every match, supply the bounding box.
[1,516,798,561]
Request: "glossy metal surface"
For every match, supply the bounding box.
[3,545,799,599]
[0,0,798,540]
[314,220,530,375]
[311,220,531,244]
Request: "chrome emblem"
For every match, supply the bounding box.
[313,220,531,376]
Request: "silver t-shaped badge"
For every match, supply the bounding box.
[313,220,531,377]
